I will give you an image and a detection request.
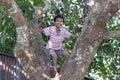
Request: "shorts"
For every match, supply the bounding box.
[45,48,69,67]
[45,48,66,59]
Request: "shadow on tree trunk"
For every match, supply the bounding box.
[84,77,94,80]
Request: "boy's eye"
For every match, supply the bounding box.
[56,18,63,22]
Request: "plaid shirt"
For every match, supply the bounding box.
[43,26,71,50]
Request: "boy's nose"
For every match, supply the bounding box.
[60,23,63,25]
[59,22,63,25]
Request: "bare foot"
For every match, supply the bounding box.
[55,73,62,78]
[42,72,62,80]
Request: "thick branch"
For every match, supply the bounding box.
[105,30,120,39]
[0,0,3,7]
[89,0,120,27]
[63,0,120,80]
[2,0,26,27]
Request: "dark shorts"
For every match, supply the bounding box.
[45,48,69,67]
[45,48,66,59]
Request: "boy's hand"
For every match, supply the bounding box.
[71,34,78,39]
[28,29,32,32]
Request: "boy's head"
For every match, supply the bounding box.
[54,14,64,23]
[54,14,64,27]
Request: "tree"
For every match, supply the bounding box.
[0,0,120,80]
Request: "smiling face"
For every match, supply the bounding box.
[54,18,64,28]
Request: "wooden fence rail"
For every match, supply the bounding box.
[0,53,29,80]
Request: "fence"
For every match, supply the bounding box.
[0,53,29,80]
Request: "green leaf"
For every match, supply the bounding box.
[33,0,45,8]
[62,0,70,10]
[28,0,34,5]
[77,0,82,3]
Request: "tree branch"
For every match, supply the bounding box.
[0,0,3,7]
[105,30,120,39]
[1,0,26,27]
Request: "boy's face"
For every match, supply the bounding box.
[55,18,63,28]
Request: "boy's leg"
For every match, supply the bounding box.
[59,51,70,75]
[49,50,58,76]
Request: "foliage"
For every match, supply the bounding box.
[0,6,16,55]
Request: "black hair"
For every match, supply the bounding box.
[54,14,64,22]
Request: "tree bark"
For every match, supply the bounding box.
[63,0,120,80]
[1,0,49,80]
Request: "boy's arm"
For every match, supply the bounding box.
[28,29,43,32]
[70,34,78,39]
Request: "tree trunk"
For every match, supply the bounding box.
[1,0,120,80]
[63,0,120,80]
[1,0,49,80]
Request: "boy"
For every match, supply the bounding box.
[28,14,77,78]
